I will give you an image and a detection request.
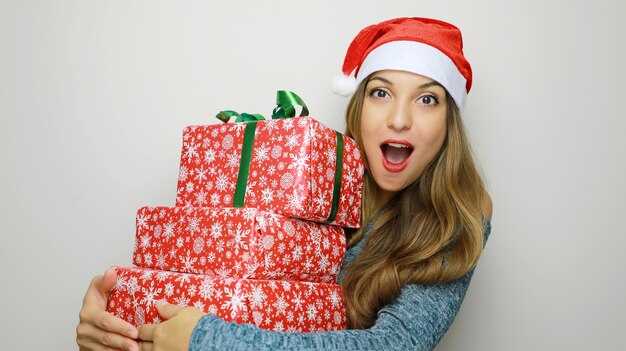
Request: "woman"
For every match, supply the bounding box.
[77,17,492,351]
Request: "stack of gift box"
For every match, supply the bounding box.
[106,93,364,332]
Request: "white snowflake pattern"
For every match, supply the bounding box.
[187,216,201,234]
[203,148,216,164]
[248,284,267,308]
[267,165,276,175]
[194,189,207,206]
[183,142,199,162]
[306,303,318,321]
[199,277,215,300]
[164,282,174,297]
[163,222,175,239]
[253,143,270,164]
[126,277,140,295]
[210,193,221,206]
[139,235,151,249]
[229,225,249,254]
[155,252,167,268]
[273,294,288,316]
[140,282,162,308]
[324,147,337,165]
[178,166,188,181]
[273,321,284,332]
[180,251,198,272]
[260,187,274,205]
[292,291,304,311]
[214,174,229,192]
[191,301,204,312]
[328,289,341,308]
[136,213,149,229]
[222,285,247,318]
[281,119,294,131]
[285,133,299,149]
[143,253,153,266]
[291,244,303,261]
[285,190,306,212]
[185,181,194,193]
[194,166,208,182]
[174,272,191,287]
[174,293,190,307]
[210,222,223,239]
[226,153,240,168]
[187,283,197,297]
[287,149,310,177]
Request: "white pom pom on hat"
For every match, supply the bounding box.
[332,17,473,109]
[331,74,358,96]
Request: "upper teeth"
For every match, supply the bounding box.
[387,143,409,148]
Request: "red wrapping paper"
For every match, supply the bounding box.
[175,116,363,228]
[133,206,346,283]
[107,266,347,332]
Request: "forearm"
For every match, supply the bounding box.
[191,315,410,351]
[189,273,473,351]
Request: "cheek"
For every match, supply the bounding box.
[359,115,380,153]
[359,109,374,136]
[418,119,447,150]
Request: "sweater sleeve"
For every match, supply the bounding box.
[189,272,473,351]
[189,222,491,351]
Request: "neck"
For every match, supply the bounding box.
[375,188,398,212]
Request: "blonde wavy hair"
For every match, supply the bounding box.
[341,75,488,329]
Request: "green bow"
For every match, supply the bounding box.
[215,90,308,123]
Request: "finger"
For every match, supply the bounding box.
[77,321,139,351]
[138,341,153,351]
[155,300,181,320]
[78,340,122,351]
[80,339,136,351]
[79,305,138,339]
[137,323,155,342]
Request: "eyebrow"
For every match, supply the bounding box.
[368,76,444,90]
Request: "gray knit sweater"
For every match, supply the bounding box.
[189,220,491,351]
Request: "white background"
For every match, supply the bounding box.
[1,1,625,350]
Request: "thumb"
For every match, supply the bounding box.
[97,267,118,293]
[84,267,119,309]
[156,300,181,320]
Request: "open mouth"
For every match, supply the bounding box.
[381,142,414,164]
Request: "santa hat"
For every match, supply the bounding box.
[332,17,472,109]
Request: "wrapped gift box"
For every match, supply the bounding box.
[175,116,363,228]
[107,266,346,332]
[133,206,345,284]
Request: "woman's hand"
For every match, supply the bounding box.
[76,268,139,351]
[137,302,206,351]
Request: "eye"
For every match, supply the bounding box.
[368,88,391,99]
[417,94,439,106]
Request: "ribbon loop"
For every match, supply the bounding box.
[216,110,266,123]
[272,90,309,119]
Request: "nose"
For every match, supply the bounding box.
[386,101,412,131]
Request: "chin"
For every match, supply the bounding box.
[378,181,409,194]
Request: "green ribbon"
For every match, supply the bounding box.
[216,91,309,123]
[216,110,265,123]
[232,121,258,207]
[326,131,344,223]
[271,90,309,119]
[216,91,343,223]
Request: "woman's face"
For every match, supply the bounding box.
[360,70,448,203]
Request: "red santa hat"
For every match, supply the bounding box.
[332,17,472,109]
